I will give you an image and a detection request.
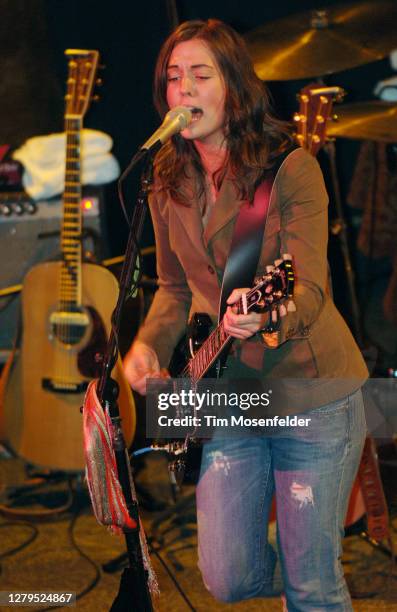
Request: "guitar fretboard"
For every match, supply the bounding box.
[182,319,231,382]
[60,116,82,310]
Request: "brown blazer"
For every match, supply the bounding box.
[136,147,368,409]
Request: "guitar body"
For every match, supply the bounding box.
[2,261,135,472]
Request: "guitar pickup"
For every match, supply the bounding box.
[42,378,89,394]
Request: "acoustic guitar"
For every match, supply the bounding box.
[0,49,135,471]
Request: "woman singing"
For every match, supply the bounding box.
[124,19,368,610]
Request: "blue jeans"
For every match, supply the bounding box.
[196,389,366,610]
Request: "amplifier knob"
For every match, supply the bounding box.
[24,201,37,214]
[0,203,12,216]
[12,202,24,215]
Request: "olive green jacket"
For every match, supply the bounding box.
[136,147,368,408]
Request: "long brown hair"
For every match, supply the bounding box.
[153,19,293,206]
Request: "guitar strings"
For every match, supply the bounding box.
[183,281,265,379]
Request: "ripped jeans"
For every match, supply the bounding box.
[196,389,366,611]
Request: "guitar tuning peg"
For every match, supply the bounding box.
[264,306,281,334]
[98,64,106,70]
[287,299,297,312]
[96,78,103,87]
[279,304,287,317]
[92,95,100,102]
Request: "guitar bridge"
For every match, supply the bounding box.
[42,378,89,394]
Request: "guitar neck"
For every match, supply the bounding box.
[60,116,82,310]
[182,318,232,381]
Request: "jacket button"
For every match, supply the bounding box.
[207,265,215,274]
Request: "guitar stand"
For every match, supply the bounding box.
[358,531,396,562]
[345,515,396,562]
[102,490,196,575]
[324,140,363,347]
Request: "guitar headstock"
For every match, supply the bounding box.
[240,254,295,318]
[294,84,345,157]
[64,49,100,118]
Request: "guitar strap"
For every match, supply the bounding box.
[218,146,298,322]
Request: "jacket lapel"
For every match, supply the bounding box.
[203,176,243,248]
[169,174,215,263]
[170,170,243,259]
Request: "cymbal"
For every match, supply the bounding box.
[326,101,397,142]
[245,1,397,80]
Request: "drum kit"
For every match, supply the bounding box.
[244,0,397,143]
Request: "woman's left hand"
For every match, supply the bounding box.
[223,288,268,339]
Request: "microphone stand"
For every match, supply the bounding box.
[94,148,154,611]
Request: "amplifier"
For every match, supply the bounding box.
[0,188,108,358]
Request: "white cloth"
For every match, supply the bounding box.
[374,75,397,102]
[13,129,120,200]
[390,49,397,71]
[373,49,397,102]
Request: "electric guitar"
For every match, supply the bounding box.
[154,256,295,475]
[0,49,135,471]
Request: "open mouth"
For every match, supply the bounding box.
[190,107,203,122]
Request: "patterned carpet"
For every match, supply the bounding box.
[0,449,396,612]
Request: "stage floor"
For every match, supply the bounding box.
[0,449,396,611]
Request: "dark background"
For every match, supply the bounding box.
[0,0,396,361]
[0,0,393,244]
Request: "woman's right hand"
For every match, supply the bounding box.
[123,340,165,396]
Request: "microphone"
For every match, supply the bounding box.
[140,106,192,152]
